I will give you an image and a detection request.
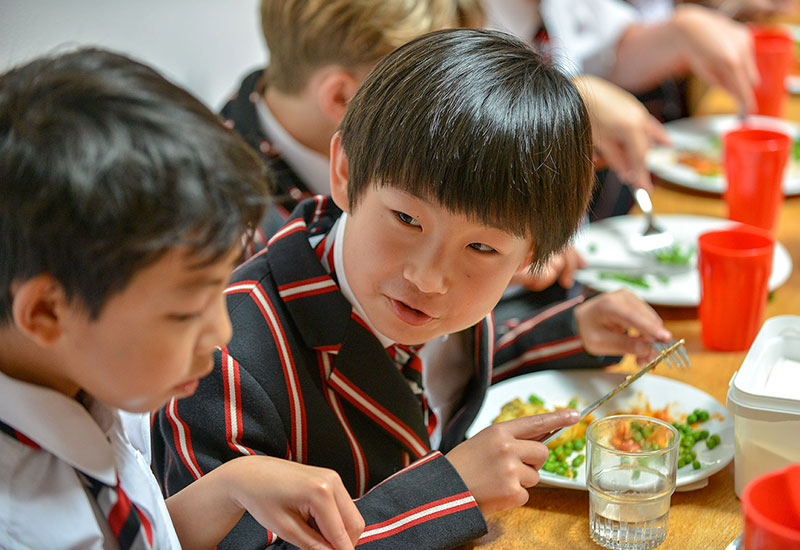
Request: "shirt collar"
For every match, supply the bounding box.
[333,213,395,349]
[0,369,117,485]
[255,95,330,196]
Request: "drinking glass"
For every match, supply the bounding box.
[587,415,680,550]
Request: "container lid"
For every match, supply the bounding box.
[727,316,800,421]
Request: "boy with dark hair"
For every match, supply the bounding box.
[0,48,365,550]
[226,0,671,378]
[153,28,609,549]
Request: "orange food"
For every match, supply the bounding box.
[676,151,722,177]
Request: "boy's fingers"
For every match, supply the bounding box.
[308,490,361,550]
[279,518,336,550]
[331,483,365,546]
[505,409,580,440]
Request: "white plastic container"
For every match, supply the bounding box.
[726,315,800,497]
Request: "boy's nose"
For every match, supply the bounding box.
[199,294,233,352]
[403,248,449,295]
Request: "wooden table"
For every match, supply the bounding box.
[462,102,800,549]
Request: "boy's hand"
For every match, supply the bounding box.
[445,409,579,516]
[673,4,759,113]
[573,75,670,192]
[510,246,586,291]
[228,457,364,550]
[575,289,672,364]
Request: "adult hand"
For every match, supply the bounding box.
[573,75,670,191]
[574,289,672,364]
[510,246,586,291]
[445,409,579,515]
[229,457,364,550]
[674,4,759,113]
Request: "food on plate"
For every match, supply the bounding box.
[598,272,652,289]
[493,395,723,477]
[654,244,695,265]
[493,394,594,478]
[676,150,722,177]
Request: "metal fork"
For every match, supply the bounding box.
[541,339,687,445]
[651,339,690,368]
[629,187,675,254]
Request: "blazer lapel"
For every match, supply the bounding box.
[328,316,431,460]
[267,201,431,459]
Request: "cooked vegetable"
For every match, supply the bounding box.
[598,272,650,289]
[654,244,695,265]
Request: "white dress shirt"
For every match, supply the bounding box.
[482,0,638,77]
[254,94,331,196]
[0,370,181,549]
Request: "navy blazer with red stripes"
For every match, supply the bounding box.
[152,196,489,549]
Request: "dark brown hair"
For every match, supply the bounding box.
[0,48,270,321]
[339,28,595,269]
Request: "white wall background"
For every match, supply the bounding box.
[0,0,268,110]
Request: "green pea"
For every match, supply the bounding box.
[678,457,687,468]
[697,410,709,422]
[573,438,585,451]
[687,414,698,424]
[572,455,585,467]
[693,460,701,470]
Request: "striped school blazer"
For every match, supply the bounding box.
[152,196,489,549]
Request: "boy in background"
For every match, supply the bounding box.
[0,48,365,550]
[222,0,458,248]
[152,28,662,550]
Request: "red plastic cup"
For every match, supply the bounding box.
[751,26,794,118]
[723,128,790,233]
[741,463,800,550]
[697,225,774,351]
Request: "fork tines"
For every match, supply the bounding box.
[651,339,690,368]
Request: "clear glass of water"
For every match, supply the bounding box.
[586,414,680,550]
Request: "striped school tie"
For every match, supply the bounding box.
[388,344,438,438]
[0,420,154,550]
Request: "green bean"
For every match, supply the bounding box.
[528,394,544,406]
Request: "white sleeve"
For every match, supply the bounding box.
[540,0,639,77]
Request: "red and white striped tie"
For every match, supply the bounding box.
[0,420,154,550]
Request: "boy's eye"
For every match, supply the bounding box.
[468,242,496,253]
[167,312,203,322]
[395,211,420,227]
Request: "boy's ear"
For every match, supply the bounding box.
[329,131,350,212]
[10,275,70,346]
[317,68,361,124]
[514,250,536,276]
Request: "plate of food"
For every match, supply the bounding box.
[466,369,734,491]
[646,115,800,195]
[572,214,792,307]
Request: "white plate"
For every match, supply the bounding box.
[646,115,800,195]
[466,369,734,491]
[572,214,792,307]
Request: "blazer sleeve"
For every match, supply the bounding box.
[152,343,295,550]
[492,294,619,383]
[262,452,487,550]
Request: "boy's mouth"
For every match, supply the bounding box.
[387,297,434,326]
